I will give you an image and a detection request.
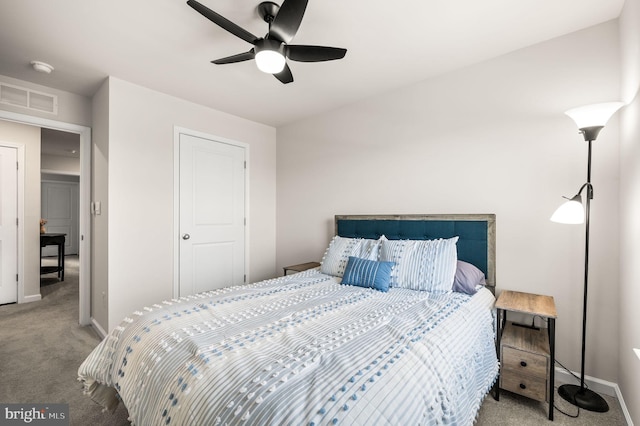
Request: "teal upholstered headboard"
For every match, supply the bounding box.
[335,214,496,291]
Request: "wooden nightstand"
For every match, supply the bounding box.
[496,290,557,421]
[283,262,320,276]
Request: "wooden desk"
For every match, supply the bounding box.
[40,233,66,281]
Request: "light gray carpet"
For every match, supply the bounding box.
[478,388,627,425]
[0,257,628,425]
[0,257,129,426]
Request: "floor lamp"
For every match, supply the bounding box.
[550,101,623,412]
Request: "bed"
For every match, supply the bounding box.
[79,214,498,425]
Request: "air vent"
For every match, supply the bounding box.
[0,82,58,115]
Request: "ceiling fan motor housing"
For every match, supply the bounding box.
[255,38,285,55]
[258,1,280,24]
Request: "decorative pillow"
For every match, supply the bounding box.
[452,260,486,295]
[341,257,395,292]
[320,236,380,277]
[379,236,459,293]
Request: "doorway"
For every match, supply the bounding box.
[41,128,81,257]
[0,110,91,325]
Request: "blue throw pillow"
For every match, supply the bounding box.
[341,256,395,292]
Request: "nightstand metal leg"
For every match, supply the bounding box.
[494,308,506,401]
[548,317,555,421]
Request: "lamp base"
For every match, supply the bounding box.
[558,384,609,412]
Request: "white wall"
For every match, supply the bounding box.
[104,77,276,331]
[91,79,109,331]
[277,21,621,383]
[618,0,640,422]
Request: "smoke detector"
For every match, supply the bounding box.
[30,61,54,74]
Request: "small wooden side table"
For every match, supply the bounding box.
[496,290,557,421]
[283,262,320,276]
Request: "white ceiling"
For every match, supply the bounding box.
[0,0,624,127]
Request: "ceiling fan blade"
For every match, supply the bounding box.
[269,0,308,43]
[273,63,294,84]
[211,50,255,65]
[286,45,347,62]
[187,0,259,45]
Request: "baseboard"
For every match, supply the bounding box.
[555,367,635,426]
[614,383,636,426]
[21,294,41,303]
[554,367,616,396]
[90,317,107,339]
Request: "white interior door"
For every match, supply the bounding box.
[41,180,79,256]
[0,146,18,304]
[179,133,246,296]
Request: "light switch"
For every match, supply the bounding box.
[91,201,102,215]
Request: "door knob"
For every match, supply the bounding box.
[182,234,191,240]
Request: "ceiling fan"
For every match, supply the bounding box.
[187,0,347,84]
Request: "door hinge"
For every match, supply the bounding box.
[244,217,246,226]
[16,161,19,170]
[16,274,18,282]
[244,274,246,283]
[16,217,18,226]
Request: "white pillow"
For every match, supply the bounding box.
[379,236,459,292]
[320,236,380,277]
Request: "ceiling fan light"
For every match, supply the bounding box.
[255,49,286,74]
[254,38,286,74]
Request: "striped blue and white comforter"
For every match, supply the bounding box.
[78,269,498,425]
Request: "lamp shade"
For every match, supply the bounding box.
[564,102,624,129]
[550,194,584,224]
